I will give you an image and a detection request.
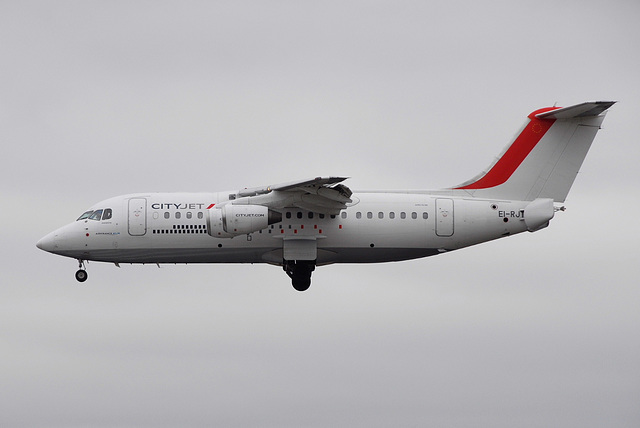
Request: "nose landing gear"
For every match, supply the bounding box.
[75,259,88,283]
[283,260,316,292]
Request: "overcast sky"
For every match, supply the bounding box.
[2,1,639,427]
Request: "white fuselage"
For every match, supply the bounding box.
[39,191,539,266]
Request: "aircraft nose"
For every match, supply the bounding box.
[36,231,58,253]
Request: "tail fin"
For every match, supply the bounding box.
[452,101,615,202]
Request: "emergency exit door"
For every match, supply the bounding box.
[436,198,454,237]
[128,198,147,236]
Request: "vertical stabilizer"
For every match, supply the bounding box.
[451,101,615,202]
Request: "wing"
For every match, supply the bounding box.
[229,176,353,216]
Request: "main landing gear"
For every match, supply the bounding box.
[75,259,88,283]
[283,260,316,292]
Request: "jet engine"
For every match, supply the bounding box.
[207,205,282,238]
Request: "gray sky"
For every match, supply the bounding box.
[2,1,639,426]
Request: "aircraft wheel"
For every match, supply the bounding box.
[75,269,88,283]
[283,259,315,292]
[292,277,311,292]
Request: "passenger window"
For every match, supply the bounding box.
[297,212,303,219]
[176,212,181,219]
[401,212,406,219]
[164,212,170,219]
[341,212,347,219]
[412,212,417,219]
[367,212,373,219]
[356,212,362,219]
[423,212,428,219]
[286,212,292,219]
[319,214,325,219]
[378,212,384,219]
[389,212,395,219]
[198,212,203,219]
[308,212,314,219]
[187,212,192,219]
[89,210,103,221]
[102,208,113,220]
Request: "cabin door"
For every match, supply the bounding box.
[436,198,454,237]
[128,198,147,236]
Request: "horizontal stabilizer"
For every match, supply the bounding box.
[535,101,616,120]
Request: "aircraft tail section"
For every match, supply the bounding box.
[452,101,615,202]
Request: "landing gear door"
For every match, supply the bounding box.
[436,198,454,237]
[283,237,317,261]
[128,198,147,236]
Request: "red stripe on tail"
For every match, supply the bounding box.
[455,109,558,190]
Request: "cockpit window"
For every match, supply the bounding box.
[89,210,103,221]
[77,208,112,221]
[77,211,94,221]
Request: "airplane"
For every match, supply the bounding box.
[37,101,615,291]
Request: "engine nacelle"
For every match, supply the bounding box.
[207,205,282,238]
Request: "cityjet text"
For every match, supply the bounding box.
[151,203,207,210]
